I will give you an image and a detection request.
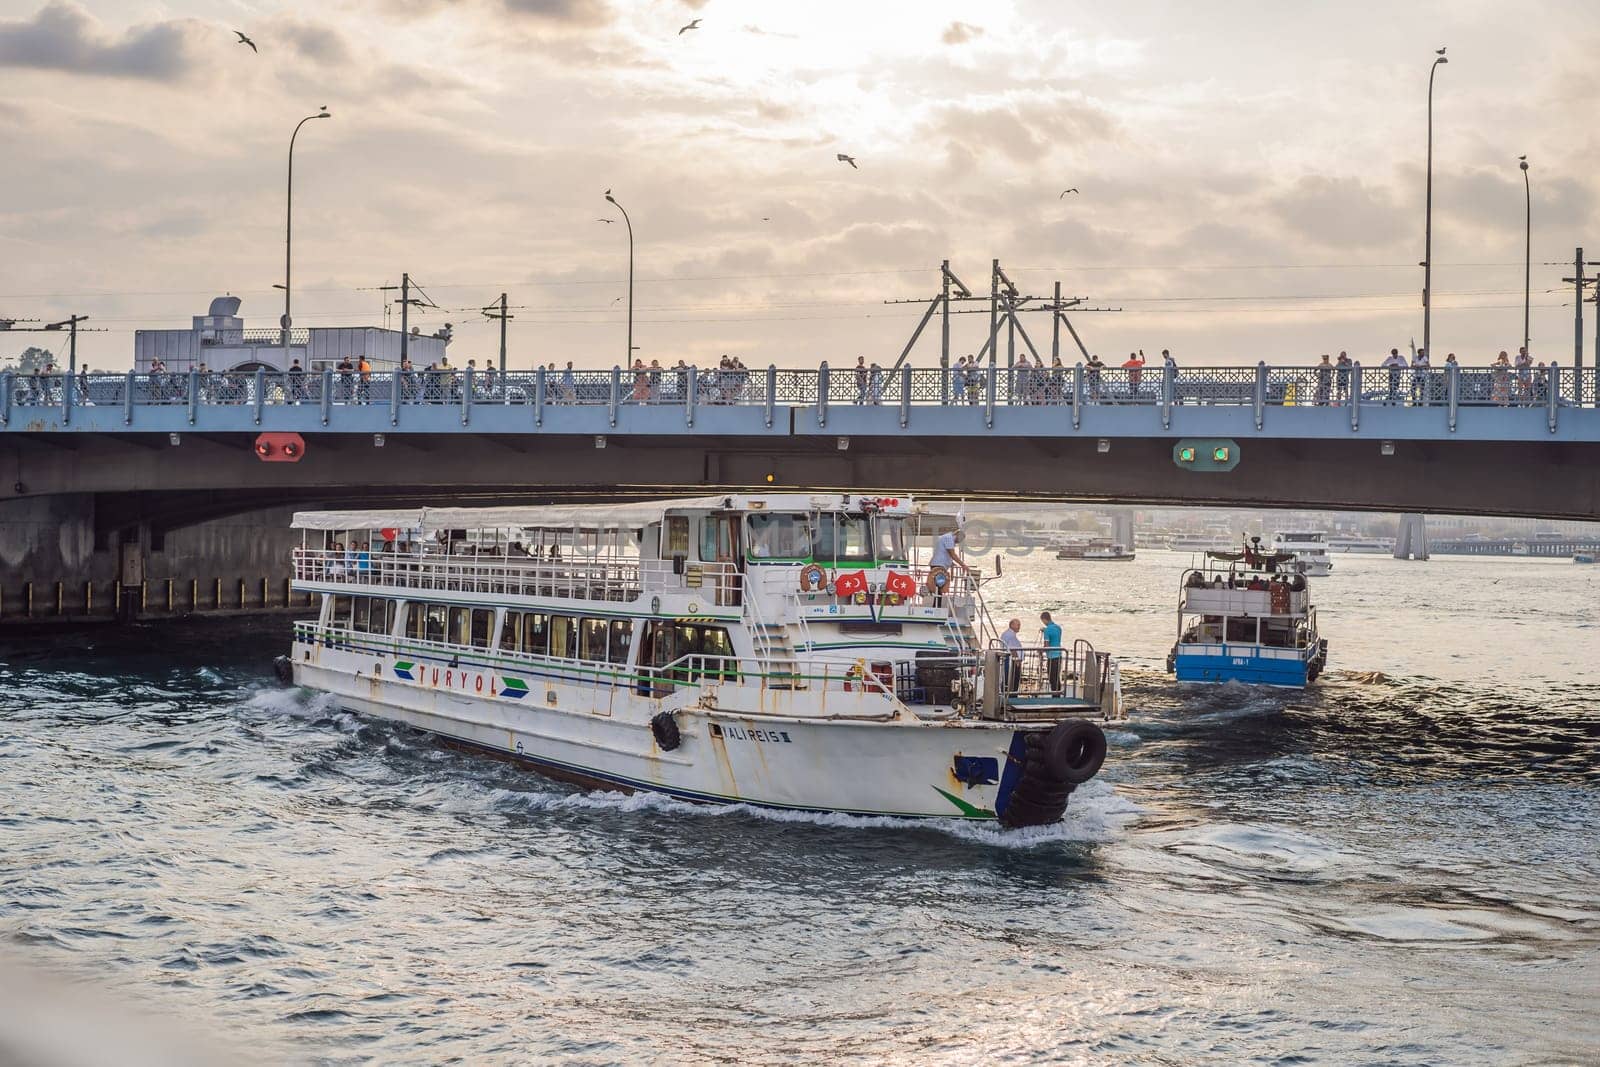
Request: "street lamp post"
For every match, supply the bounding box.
[1520,156,1531,353]
[1423,48,1447,362]
[284,107,331,363]
[603,189,634,365]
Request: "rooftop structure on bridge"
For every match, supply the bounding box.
[133,296,452,375]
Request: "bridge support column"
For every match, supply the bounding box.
[1447,362,1459,431]
[1548,362,1559,433]
[686,366,698,428]
[817,363,829,428]
[0,371,10,427]
[1072,363,1082,430]
[1254,362,1267,430]
[1351,364,1362,431]
[1393,513,1429,561]
[534,366,546,426]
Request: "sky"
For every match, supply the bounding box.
[1,0,1597,371]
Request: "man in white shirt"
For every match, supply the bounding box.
[1410,348,1431,405]
[930,528,965,571]
[1381,348,1407,405]
[999,617,1025,695]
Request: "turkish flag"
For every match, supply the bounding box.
[379,528,398,542]
[885,571,917,598]
[833,570,868,597]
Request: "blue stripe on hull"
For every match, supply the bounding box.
[1173,653,1310,688]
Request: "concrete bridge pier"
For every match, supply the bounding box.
[1393,513,1430,561]
[0,495,308,627]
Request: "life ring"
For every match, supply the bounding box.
[926,566,950,593]
[799,564,826,592]
[650,711,681,752]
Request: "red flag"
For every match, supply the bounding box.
[885,571,917,598]
[833,570,868,597]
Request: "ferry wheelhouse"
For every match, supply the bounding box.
[1166,544,1328,688]
[278,495,1124,827]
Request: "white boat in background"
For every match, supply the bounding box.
[1328,536,1393,554]
[1168,535,1229,553]
[1056,537,1136,561]
[1271,531,1334,576]
[277,494,1124,829]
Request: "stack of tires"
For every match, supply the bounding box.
[999,718,1108,829]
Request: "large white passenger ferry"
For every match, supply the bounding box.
[277,495,1124,828]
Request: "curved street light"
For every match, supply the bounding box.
[604,189,634,365]
[1422,48,1447,363]
[284,106,332,360]
[1520,155,1531,353]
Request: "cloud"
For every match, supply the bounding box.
[0,2,201,80]
[380,0,613,26]
[941,21,983,46]
[1269,175,1407,249]
[929,97,1116,165]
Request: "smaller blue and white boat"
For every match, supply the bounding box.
[1166,541,1328,688]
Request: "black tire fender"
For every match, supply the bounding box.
[272,655,294,687]
[650,711,682,752]
[1042,718,1107,785]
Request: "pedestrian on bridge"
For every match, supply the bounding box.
[1315,354,1333,406]
[952,356,968,403]
[1335,352,1352,405]
[1086,353,1105,402]
[1124,351,1145,401]
[1515,347,1533,405]
[1410,348,1431,406]
[287,358,304,404]
[854,355,868,404]
[1382,349,1406,405]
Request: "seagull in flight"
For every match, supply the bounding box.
[235,30,257,53]
[836,153,858,169]
[679,18,701,35]
[595,218,614,223]
[1059,187,1079,198]
[612,296,624,304]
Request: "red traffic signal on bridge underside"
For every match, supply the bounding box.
[255,432,306,462]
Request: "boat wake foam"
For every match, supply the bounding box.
[473,777,1142,849]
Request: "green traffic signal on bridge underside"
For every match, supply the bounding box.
[1173,438,1240,472]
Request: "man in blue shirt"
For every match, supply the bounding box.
[1039,611,1064,696]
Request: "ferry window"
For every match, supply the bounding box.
[425,604,447,643]
[701,626,734,659]
[347,596,367,633]
[873,516,907,562]
[368,599,388,636]
[330,594,353,629]
[663,516,690,557]
[404,603,425,640]
[747,513,811,559]
[699,514,737,562]
[549,615,576,659]
[500,611,521,652]
[609,619,634,664]
[523,613,549,656]
[813,514,872,564]
[579,618,608,662]
[448,606,471,645]
[471,609,493,649]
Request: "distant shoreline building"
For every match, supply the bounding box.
[133,296,451,373]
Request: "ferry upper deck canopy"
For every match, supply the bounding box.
[291,496,961,539]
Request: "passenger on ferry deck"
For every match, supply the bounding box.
[1039,612,1064,696]
[1000,618,1024,694]
[930,528,966,572]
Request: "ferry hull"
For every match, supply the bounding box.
[289,647,1077,823]
[1171,649,1318,688]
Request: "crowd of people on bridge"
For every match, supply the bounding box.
[3,343,1575,410]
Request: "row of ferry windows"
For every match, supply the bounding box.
[661,512,907,564]
[328,595,732,669]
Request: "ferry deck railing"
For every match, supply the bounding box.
[983,640,1112,715]
[291,548,747,606]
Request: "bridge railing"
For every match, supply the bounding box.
[3,365,1596,419]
